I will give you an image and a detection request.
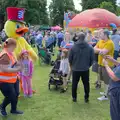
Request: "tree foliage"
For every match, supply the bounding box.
[81,0,117,11]
[49,0,75,26]
[100,1,116,13]
[116,6,120,15]
[0,0,48,30]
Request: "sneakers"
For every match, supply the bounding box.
[72,98,89,103]
[24,94,32,98]
[73,98,77,102]
[11,110,23,115]
[60,89,67,93]
[100,92,105,96]
[85,99,89,103]
[97,96,108,101]
[28,95,32,98]
[0,109,7,117]
[0,105,23,116]
[0,105,7,117]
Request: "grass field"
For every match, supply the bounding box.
[0,56,111,120]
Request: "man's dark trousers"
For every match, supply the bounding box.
[72,70,90,100]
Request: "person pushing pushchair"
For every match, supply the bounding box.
[45,32,55,53]
[35,31,43,53]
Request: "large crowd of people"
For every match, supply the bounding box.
[0,26,120,120]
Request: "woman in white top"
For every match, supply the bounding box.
[59,49,69,93]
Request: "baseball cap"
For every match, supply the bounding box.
[103,29,110,36]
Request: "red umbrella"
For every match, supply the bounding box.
[68,8,120,28]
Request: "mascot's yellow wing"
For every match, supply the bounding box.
[14,37,38,61]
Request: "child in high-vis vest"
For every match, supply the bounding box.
[19,50,34,98]
[0,38,23,116]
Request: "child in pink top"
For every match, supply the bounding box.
[19,50,34,98]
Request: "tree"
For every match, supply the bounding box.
[116,6,120,15]
[26,0,48,25]
[49,0,75,26]
[81,0,117,11]
[100,1,116,13]
[0,0,48,30]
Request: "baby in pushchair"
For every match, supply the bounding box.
[49,49,70,93]
[48,54,63,90]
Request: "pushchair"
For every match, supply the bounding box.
[48,59,63,90]
[38,47,52,65]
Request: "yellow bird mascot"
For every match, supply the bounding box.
[4,7,38,61]
[4,7,38,94]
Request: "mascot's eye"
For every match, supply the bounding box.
[16,24,20,29]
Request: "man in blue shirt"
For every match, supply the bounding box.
[111,29,120,60]
[35,31,43,52]
[57,31,64,48]
[103,56,120,120]
[45,33,54,52]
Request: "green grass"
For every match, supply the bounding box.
[0,57,110,120]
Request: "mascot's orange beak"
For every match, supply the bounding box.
[16,27,29,36]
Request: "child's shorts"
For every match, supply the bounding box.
[59,71,67,77]
[63,74,68,77]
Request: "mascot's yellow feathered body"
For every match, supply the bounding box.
[4,7,38,61]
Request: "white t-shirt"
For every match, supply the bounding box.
[59,58,69,74]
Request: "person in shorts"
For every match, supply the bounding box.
[91,30,100,89]
[94,29,114,101]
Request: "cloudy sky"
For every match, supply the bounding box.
[47,0,120,11]
[73,0,82,10]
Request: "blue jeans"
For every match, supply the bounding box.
[114,51,119,60]
[109,88,120,120]
[58,38,63,48]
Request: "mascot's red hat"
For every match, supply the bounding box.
[7,7,25,23]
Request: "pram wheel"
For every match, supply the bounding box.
[51,61,55,66]
[55,85,58,90]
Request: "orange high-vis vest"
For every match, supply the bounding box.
[0,49,17,83]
